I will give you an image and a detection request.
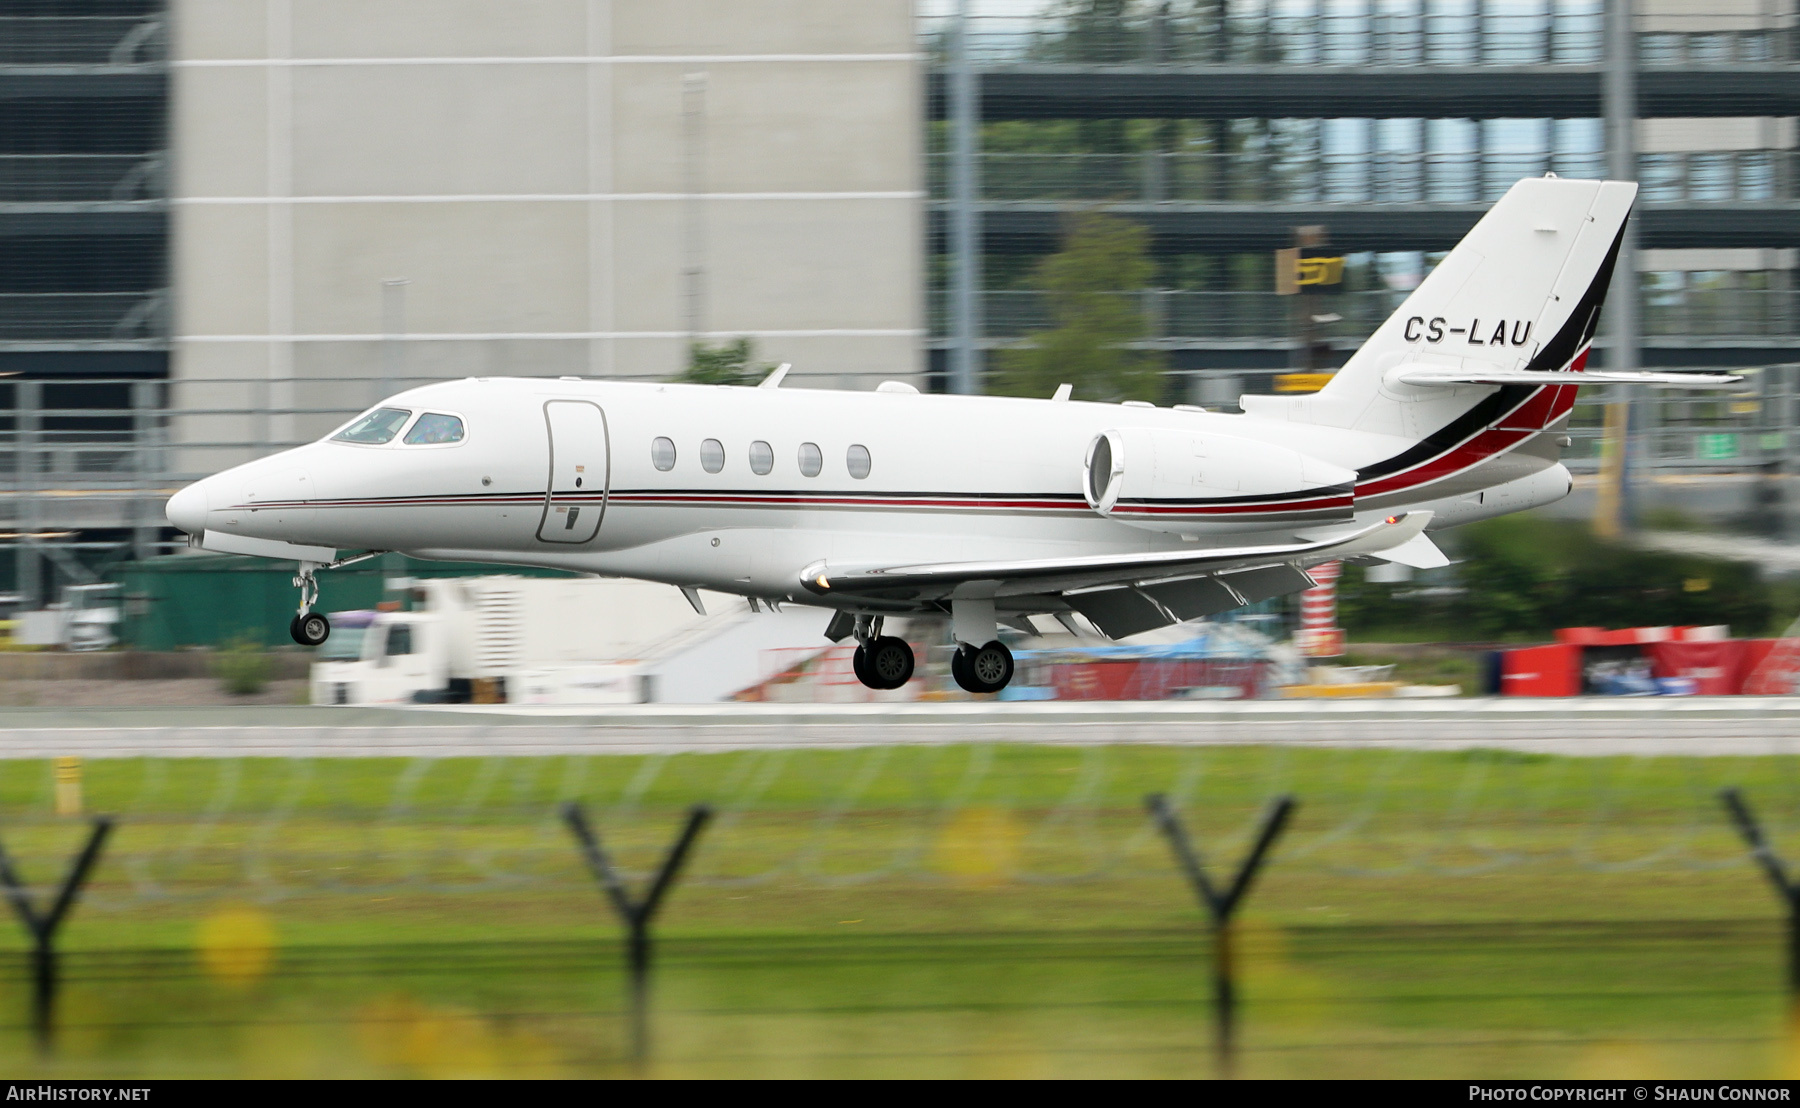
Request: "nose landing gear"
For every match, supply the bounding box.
[290,609,330,647]
[290,562,330,646]
[283,551,384,647]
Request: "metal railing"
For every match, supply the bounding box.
[0,373,438,608]
[1639,152,1793,202]
[920,8,1794,67]
[1563,365,1800,471]
[0,155,167,203]
[922,8,1606,66]
[0,364,1796,606]
[1644,288,1800,337]
[934,288,1800,342]
[929,150,1791,205]
[0,15,166,67]
[0,292,169,344]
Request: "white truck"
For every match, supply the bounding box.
[310,575,831,706]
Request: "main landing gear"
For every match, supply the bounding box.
[850,615,915,691]
[837,612,1017,695]
[947,597,1014,695]
[950,640,1014,695]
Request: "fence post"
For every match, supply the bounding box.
[0,817,113,1052]
[1719,788,1800,994]
[1146,792,1296,1077]
[562,801,711,1068]
[15,380,41,611]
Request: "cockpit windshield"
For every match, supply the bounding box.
[403,413,465,445]
[333,408,412,444]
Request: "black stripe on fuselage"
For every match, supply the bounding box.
[248,485,1346,512]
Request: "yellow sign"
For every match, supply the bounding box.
[53,756,81,817]
[1296,255,1344,286]
[1275,372,1335,393]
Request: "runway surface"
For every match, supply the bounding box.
[1,697,1799,757]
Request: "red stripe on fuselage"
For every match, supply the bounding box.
[1354,343,1589,500]
[1111,495,1353,516]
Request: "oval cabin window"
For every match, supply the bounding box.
[748,440,774,475]
[651,437,677,471]
[846,444,871,479]
[700,438,725,473]
[798,442,823,477]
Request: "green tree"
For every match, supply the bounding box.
[993,213,1164,403]
[680,337,771,387]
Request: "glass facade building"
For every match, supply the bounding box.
[0,0,168,373]
[923,0,1799,471]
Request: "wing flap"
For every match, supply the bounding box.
[1137,575,1246,622]
[1064,588,1173,639]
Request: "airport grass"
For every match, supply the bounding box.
[0,744,1794,1076]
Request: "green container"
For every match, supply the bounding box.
[1698,432,1740,461]
[112,553,576,650]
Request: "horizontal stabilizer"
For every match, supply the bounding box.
[1389,366,1742,389]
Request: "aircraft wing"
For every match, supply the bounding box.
[801,511,1433,603]
[1390,367,1742,388]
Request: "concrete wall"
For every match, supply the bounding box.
[169,0,922,469]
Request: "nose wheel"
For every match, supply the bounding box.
[290,609,330,646]
[951,640,1014,694]
[290,561,330,646]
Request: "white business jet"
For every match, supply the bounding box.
[165,177,1735,694]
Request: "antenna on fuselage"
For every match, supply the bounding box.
[758,363,791,389]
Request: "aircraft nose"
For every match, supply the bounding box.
[166,481,209,536]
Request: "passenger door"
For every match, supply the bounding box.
[538,400,609,544]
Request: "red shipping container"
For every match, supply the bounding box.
[1740,639,1787,694]
[1048,659,1264,700]
[1646,639,1749,695]
[1499,643,1580,697]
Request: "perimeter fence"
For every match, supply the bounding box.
[0,737,1798,1076]
[0,739,1790,907]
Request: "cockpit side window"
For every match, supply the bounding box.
[333,408,412,445]
[404,413,466,445]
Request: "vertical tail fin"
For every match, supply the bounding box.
[1243,176,1634,438]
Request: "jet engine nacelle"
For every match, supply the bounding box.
[1083,427,1359,535]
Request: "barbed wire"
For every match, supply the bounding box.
[0,742,1791,910]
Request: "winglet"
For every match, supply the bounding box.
[1375,530,1450,569]
[1052,383,1073,402]
[758,363,791,389]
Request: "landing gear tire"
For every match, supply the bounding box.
[853,636,914,690]
[951,640,1013,694]
[290,609,330,647]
